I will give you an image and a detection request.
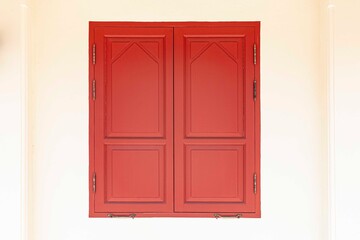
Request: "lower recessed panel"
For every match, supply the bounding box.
[95,143,173,213]
[106,145,164,203]
[185,145,244,203]
[106,146,164,202]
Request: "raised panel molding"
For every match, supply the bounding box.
[105,37,165,138]
[185,37,245,137]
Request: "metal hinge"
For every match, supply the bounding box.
[253,43,257,65]
[253,80,257,101]
[253,173,257,194]
[92,44,96,64]
[92,172,96,192]
[92,80,96,100]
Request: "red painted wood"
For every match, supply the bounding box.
[89,23,96,216]
[92,27,173,213]
[105,36,166,138]
[174,27,256,213]
[89,22,261,218]
[89,21,260,28]
[89,212,260,218]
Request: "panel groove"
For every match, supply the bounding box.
[135,42,159,63]
[111,41,134,63]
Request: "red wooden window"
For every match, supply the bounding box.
[89,22,260,218]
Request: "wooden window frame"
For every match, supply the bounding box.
[89,22,261,218]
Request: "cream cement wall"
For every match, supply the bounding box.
[9,0,360,240]
[0,1,26,240]
[29,0,326,240]
[333,0,360,239]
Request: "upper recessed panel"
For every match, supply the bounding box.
[185,37,245,138]
[106,37,165,138]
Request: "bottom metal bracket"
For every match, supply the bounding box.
[214,213,242,219]
[107,213,136,219]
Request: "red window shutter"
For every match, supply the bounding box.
[89,22,260,218]
[174,27,257,213]
[92,27,174,213]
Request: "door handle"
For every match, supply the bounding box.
[214,213,242,219]
[107,213,136,218]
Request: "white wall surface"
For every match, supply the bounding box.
[0,1,25,240]
[0,1,356,240]
[29,0,326,240]
[333,0,360,239]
